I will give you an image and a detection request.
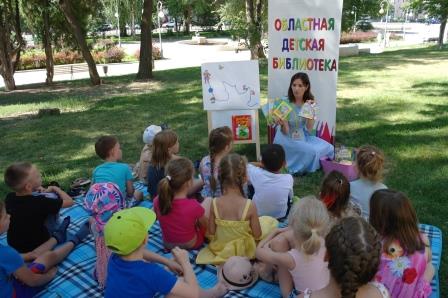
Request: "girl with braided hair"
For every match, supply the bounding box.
[197,154,277,265]
[297,216,389,298]
[199,126,233,198]
[349,145,387,219]
[370,189,434,298]
[256,197,330,297]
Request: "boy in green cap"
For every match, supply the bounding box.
[104,207,228,298]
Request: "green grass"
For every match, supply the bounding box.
[1,45,447,294]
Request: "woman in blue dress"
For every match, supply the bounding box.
[274,72,334,174]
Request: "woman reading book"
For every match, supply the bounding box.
[273,72,333,175]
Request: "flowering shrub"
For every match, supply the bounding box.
[105,46,126,63]
[134,44,162,60]
[92,51,106,64]
[340,31,377,44]
[53,50,83,65]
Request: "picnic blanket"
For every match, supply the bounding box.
[0,182,443,298]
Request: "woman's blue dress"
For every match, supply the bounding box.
[274,100,334,174]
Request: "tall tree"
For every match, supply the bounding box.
[59,0,101,85]
[42,0,54,84]
[412,0,448,47]
[245,0,266,59]
[136,0,153,79]
[341,0,382,32]
[0,0,24,91]
[217,0,266,59]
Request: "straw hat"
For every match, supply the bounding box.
[217,256,258,291]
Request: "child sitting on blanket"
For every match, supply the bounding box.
[103,207,227,298]
[135,124,162,185]
[297,217,390,298]
[370,189,434,298]
[199,126,233,198]
[196,154,277,265]
[247,144,293,219]
[0,200,90,298]
[349,145,387,219]
[147,129,180,198]
[256,197,330,297]
[4,162,73,254]
[92,135,143,201]
[83,182,127,289]
[319,170,361,227]
[154,158,210,250]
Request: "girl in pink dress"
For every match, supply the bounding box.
[370,189,434,298]
[154,157,208,250]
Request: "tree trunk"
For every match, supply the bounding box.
[0,0,24,91]
[59,0,101,85]
[131,7,136,37]
[43,0,54,85]
[438,18,447,48]
[245,0,266,59]
[183,6,192,34]
[136,0,153,80]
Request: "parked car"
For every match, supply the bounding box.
[98,24,113,32]
[162,21,175,28]
[354,20,373,32]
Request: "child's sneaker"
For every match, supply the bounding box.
[68,221,90,246]
[52,216,71,244]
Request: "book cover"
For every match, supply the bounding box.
[232,115,252,141]
[272,101,293,121]
[299,102,318,120]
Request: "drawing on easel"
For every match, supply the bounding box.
[202,61,260,110]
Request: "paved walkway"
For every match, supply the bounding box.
[1,38,251,88]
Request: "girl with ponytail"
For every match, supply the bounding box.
[153,157,208,250]
[199,126,233,198]
[256,196,330,297]
[297,217,390,298]
[319,171,361,227]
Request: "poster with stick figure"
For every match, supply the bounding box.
[202,61,260,110]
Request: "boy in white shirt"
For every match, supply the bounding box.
[248,144,294,219]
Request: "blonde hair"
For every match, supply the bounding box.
[209,126,233,194]
[158,158,194,215]
[151,130,178,168]
[219,153,247,196]
[290,196,329,255]
[356,145,384,182]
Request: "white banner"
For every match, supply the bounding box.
[268,0,343,143]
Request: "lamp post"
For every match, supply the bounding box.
[115,0,121,47]
[352,6,357,32]
[379,0,390,47]
[157,0,164,58]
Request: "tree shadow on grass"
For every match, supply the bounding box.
[411,81,448,98]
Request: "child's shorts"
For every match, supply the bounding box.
[13,262,47,298]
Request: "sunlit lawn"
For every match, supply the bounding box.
[0,45,447,294]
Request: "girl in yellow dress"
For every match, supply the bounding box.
[197,153,276,265]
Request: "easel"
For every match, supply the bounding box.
[207,110,261,161]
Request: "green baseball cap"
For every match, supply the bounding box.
[104,207,156,255]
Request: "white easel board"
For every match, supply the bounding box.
[201,60,261,160]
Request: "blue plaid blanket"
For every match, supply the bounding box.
[0,182,443,297]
